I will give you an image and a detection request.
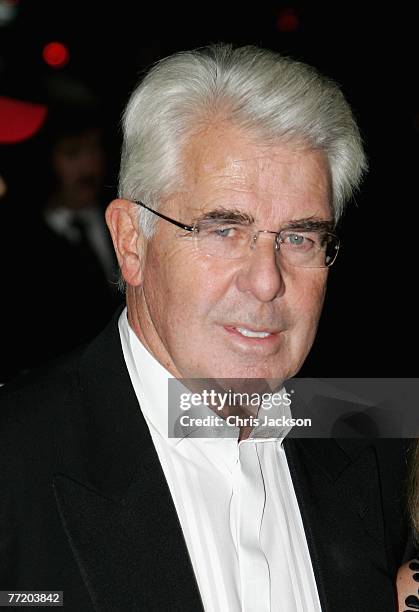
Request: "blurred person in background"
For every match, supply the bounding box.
[0,76,120,382]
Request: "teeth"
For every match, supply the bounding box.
[236,327,271,338]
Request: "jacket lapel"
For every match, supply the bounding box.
[53,311,203,611]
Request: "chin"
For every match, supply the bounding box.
[207,364,289,381]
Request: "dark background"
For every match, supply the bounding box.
[1,1,417,377]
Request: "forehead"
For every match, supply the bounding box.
[179,123,332,221]
[53,129,102,154]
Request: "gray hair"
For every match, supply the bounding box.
[119,43,367,238]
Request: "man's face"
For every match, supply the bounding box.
[132,124,332,381]
[51,129,105,209]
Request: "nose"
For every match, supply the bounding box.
[235,231,285,302]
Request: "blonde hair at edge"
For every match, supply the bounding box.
[118,43,368,284]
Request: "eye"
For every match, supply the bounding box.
[213,226,236,238]
[285,232,307,245]
[281,232,315,250]
[287,233,305,245]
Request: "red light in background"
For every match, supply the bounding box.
[42,42,70,69]
[276,8,300,33]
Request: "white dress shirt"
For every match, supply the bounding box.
[118,308,322,611]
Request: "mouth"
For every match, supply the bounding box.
[223,324,281,341]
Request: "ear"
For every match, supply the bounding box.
[105,199,145,286]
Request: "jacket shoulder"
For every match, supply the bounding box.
[0,348,82,426]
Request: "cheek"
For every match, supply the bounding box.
[144,244,220,332]
[168,257,229,329]
[52,156,73,183]
[291,273,327,334]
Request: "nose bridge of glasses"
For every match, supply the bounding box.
[251,229,281,251]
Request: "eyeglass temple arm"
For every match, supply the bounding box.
[134,200,194,232]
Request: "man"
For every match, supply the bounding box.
[0,44,409,611]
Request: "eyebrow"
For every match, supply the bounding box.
[282,217,335,233]
[193,207,255,225]
[194,208,334,232]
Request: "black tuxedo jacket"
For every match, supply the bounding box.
[0,313,409,611]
